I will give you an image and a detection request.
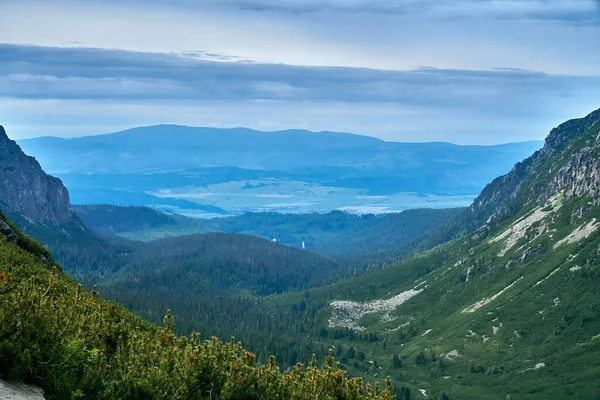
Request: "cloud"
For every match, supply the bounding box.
[2,0,598,75]
[0,44,597,144]
[148,0,600,24]
[0,44,598,110]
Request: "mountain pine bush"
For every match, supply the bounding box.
[0,213,393,399]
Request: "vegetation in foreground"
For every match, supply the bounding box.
[0,211,393,400]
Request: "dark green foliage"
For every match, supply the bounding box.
[0,209,55,265]
[397,387,411,400]
[391,354,402,369]
[0,219,393,399]
[106,232,346,295]
[73,204,181,233]
[74,205,465,265]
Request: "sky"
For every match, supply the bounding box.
[0,0,599,143]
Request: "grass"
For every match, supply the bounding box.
[264,192,600,399]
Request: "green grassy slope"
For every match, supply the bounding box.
[262,119,600,399]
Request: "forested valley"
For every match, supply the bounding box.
[2,109,600,399]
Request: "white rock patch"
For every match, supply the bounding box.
[523,362,547,373]
[414,280,427,289]
[419,389,427,397]
[0,379,44,400]
[465,266,474,282]
[381,313,398,323]
[553,297,560,307]
[421,329,433,336]
[534,267,561,287]
[387,319,413,332]
[441,349,460,359]
[490,199,560,256]
[554,218,599,249]
[329,288,423,330]
[462,278,523,313]
[570,265,582,272]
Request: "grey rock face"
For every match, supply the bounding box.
[548,147,600,200]
[0,126,71,226]
[521,245,541,262]
[471,108,600,225]
[0,379,44,400]
[0,219,17,242]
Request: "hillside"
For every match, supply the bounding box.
[102,232,347,295]
[472,107,600,225]
[0,211,393,400]
[0,126,137,283]
[73,205,464,257]
[90,108,600,398]
[3,109,599,398]
[258,108,600,398]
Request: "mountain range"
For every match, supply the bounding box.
[69,108,600,398]
[1,107,599,399]
[18,126,542,215]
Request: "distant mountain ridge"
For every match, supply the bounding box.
[18,126,543,212]
[19,125,542,174]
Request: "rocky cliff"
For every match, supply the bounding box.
[0,126,72,225]
[471,107,600,224]
[0,379,44,400]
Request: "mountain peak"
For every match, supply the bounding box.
[472,107,600,225]
[543,107,600,154]
[0,126,72,225]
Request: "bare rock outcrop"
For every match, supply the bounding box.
[0,379,44,400]
[0,126,71,226]
[471,108,600,226]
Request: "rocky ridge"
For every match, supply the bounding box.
[0,126,71,226]
[471,107,600,225]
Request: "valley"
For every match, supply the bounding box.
[1,108,599,399]
[2,3,598,398]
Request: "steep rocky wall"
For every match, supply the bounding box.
[471,108,600,224]
[0,126,71,225]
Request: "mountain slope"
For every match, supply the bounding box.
[0,125,142,283]
[0,126,70,225]
[73,204,464,259]
[0,212,393,400]
[472,108,600,225]
[260,108,600,399]
[102,232,347,295]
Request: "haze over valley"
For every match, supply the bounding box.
[19,125,542,217]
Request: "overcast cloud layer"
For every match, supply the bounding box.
[0,0,598,143]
